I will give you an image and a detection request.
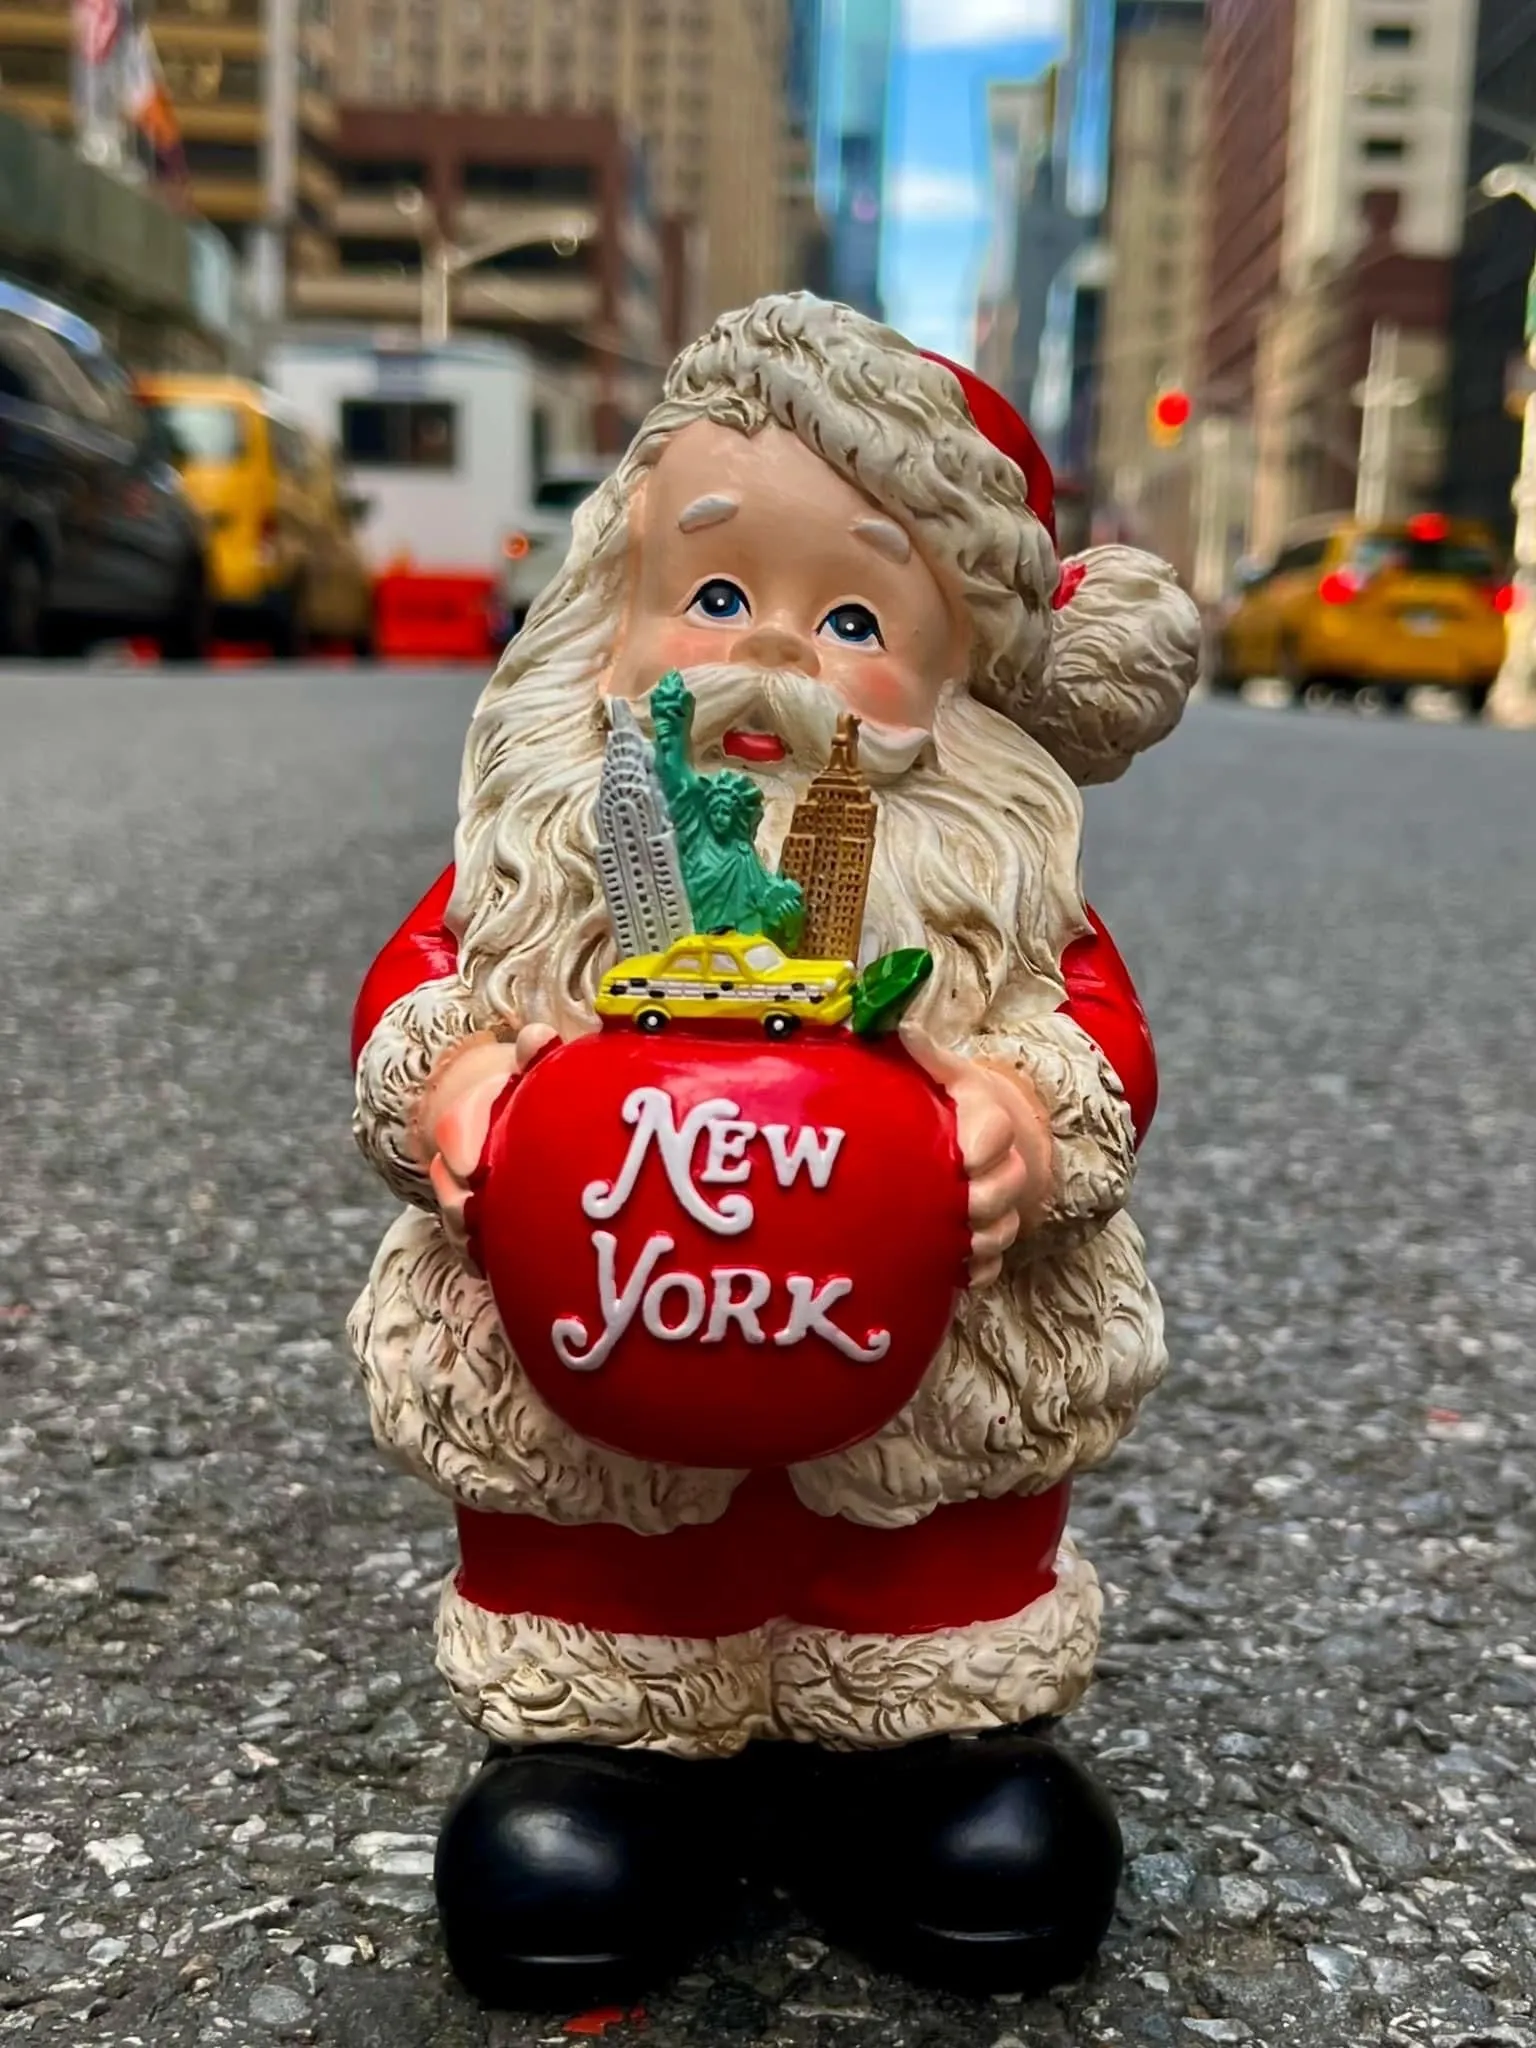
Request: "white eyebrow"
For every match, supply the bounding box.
[677,494,739,532]
[852,516,911,563]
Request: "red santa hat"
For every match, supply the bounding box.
[917,350,1058,548]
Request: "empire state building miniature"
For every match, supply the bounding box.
[595,700,692,956]
[777,714,878,961]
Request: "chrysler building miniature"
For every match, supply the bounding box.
[777,714,878,961]
[595,700,692,955]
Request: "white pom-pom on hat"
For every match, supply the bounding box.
[1030,543,1203,786]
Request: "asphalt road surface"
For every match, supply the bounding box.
[2,663,1534,2048]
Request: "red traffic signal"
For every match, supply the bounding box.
[1148,385,1192,446]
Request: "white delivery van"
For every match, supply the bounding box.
[266,332,537,577]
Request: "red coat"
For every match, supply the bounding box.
[350,865,1160,1636]
[350,863,1159,1144]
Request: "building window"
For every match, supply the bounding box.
[462,162,594,201]
[0,47,72,89]
[1361,135,1407,160]
[343,156,428,191]
[341,399,458,470]
[337,237,423,269]
[1369,23,1415,49]
[181,138,262,180]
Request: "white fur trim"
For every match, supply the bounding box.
[436,1584,775,1758]
[972,1011,1139,1254]
[787,1211,1166,1524]
[433,1536,1100,1758]
[772,1535,1101,1747]
[347,1205,740,1531]
[352,976,479,1209]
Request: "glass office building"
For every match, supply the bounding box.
[813,0,897,318]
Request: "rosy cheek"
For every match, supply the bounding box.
[832,658,931,729]
[650,621,727,669]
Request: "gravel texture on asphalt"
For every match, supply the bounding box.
[1,664,1533,2048]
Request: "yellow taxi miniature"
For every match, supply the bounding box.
[596,931,857,1037]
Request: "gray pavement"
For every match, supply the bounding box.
[2,663,1534,2048]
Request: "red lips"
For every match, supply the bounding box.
[723,729,788,764]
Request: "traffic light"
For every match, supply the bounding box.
[1148,385,1192,448]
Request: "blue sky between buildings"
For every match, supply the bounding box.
[883,0,1072,364]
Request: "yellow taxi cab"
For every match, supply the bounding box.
[1215,513,1510,713]
[597,932,858,1037]
[135,375,375,657]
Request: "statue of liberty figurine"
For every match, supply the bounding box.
[645,672,805,949]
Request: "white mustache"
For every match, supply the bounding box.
[639,664,936,786]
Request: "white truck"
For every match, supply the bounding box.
[265,332,538,579]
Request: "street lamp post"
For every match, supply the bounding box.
[395,188,595,348]
[1351,321,1419,526]
[1481,162,1536,730]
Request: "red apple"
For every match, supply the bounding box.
[468,1023,969,1468]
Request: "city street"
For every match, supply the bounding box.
[3,661,1535,2048]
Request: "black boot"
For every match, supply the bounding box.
[435,1742,746,2010]
[784,1726,1123,1996]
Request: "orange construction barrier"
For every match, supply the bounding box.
[374,571,496,661]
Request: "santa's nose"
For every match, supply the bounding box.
[731,620,821,676]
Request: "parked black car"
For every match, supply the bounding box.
[0,278,209,659]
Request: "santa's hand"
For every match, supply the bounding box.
[412,1026,558,1254]
[900,1020,1054,1289]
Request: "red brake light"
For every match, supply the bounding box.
[1407,512,1449,542]
[1493,583,1517,614]
[1318,570,1361,605]
[504,532,531,560]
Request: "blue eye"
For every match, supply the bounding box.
[689,578,749,622]
[820,603,883,647]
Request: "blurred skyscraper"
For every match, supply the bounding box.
[0,0,338,317]
[787,0,824,136]
[785,0,833,295]
[1222,0,1477,554]
[1027,0,1210,490]
[1028,0,1115,480]
[974,77,1058,398]
[1091,1,1207,576]
[332,0,798,324]
[1443,0,1536,545]
[813,0,896,318]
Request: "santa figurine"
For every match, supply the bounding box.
[347,294,1200,2010]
